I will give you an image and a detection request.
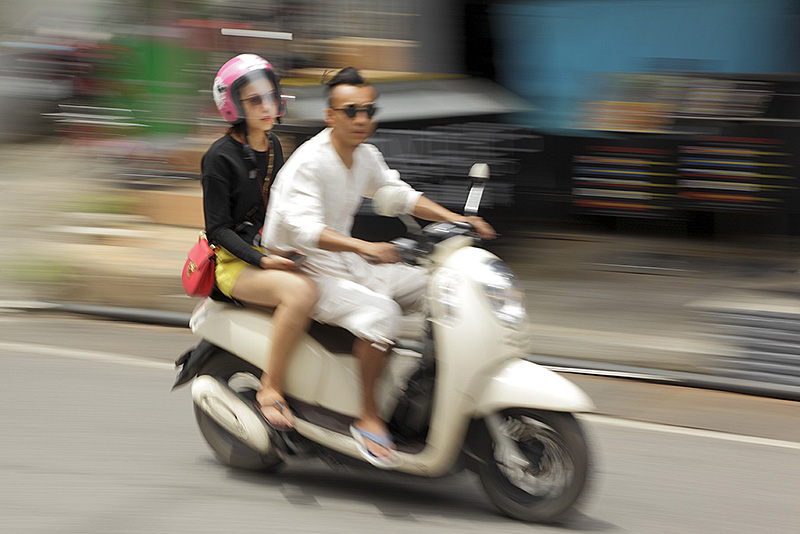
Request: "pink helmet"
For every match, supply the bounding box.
[212,54,285,124]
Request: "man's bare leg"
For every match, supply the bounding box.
[352,338,396,459]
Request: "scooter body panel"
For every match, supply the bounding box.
[404,245,593,474]
[473,359,596,416]
[190,298,419,420]
[396,246,532,475]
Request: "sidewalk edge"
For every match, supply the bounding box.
[4,300,799,402]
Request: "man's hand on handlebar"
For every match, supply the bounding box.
[359,241,401,264]
[459,216,497,240]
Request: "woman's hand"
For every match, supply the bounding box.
[259,254,298,271]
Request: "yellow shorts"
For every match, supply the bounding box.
[214,245,264,297]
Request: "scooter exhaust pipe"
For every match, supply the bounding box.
[191,375,273,455]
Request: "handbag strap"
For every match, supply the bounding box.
[198,230,215,251]
[254,133,276,208]
[232,203,261,234]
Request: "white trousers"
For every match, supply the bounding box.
[309,254,427,346]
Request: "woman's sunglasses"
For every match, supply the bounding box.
[242,92,278,108]
[333,103,378,119]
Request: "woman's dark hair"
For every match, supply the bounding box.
[226,122,246,137]
[325,67,371,107]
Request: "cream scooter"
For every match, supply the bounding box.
[173,164,595,523]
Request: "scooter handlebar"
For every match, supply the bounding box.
[390,221,490,265]
[391,236,428,265]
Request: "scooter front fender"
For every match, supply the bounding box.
[473,359,595,417]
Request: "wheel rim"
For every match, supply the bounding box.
[493,415,575,500]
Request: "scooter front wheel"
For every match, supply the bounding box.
[474,409,589,523]
[193,348,285,472]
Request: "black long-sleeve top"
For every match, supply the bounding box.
[201,132,284,266]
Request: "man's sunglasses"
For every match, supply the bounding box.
[242,92,278,107]
[333,103,378,119]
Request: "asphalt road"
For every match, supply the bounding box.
[1,313,799,533]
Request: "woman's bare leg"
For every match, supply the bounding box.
[230,267,317,428]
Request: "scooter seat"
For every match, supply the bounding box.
[309,317,426,357]
[209,285,244,306]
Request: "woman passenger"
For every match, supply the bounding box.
[202,54,316,429]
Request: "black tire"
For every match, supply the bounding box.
[474,409,589,523]
[193,348,284,472]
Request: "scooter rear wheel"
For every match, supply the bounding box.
[194,349,285,472]
[475,409,589,523]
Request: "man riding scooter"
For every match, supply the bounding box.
[264,67,495,467]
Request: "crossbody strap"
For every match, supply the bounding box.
[233,203,262,233]
[217,132,276,238]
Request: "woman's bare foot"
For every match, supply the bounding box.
[255,388,294,430]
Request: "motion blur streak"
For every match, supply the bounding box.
[582,414,800,451]
[0,340,172,370]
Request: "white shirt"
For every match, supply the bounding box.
[263,128,422,278]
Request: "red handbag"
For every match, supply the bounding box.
[182,231,216,297]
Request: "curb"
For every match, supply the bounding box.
[0,300,190,328]
[3,299,800,402]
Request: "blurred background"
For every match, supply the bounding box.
[3,0,800,227]
[4,0,800,220]
[2,0,800,326]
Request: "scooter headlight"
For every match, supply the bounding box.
[475,260,526,324]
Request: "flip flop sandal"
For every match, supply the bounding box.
[350,424,402,469]
[254,399,294,431]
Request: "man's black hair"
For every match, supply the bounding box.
[325,67,369,107]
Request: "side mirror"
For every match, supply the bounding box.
[469,163,490,180]
[464,163,490,216]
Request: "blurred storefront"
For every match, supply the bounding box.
[490,0,800,235]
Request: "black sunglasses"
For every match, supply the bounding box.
[242,92,278,107]
[333,103,378,119]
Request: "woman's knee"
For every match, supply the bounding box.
[282,274,318,312]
